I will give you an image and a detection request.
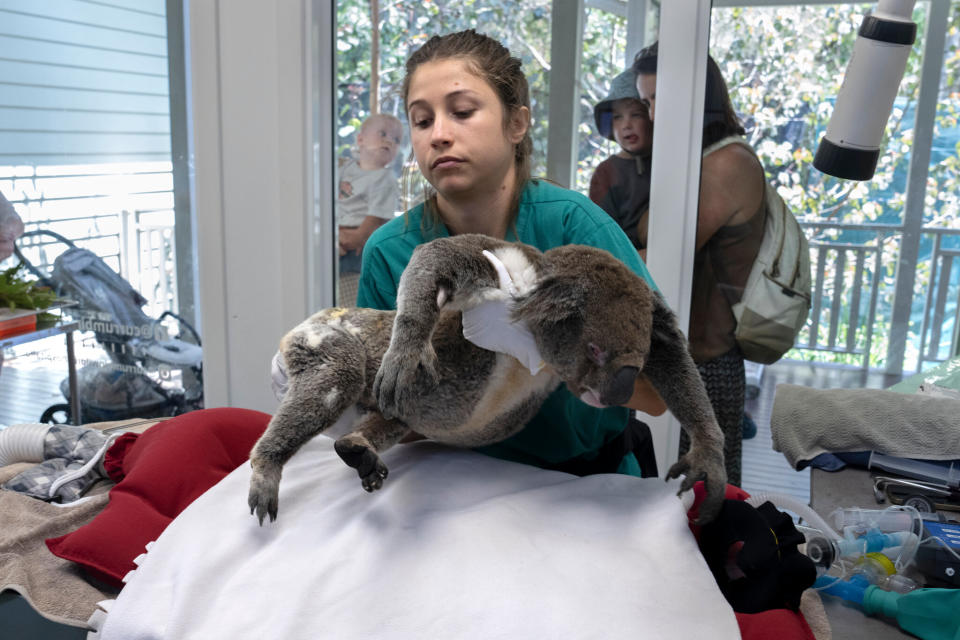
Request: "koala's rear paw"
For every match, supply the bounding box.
[248,467,282,525]
[334,438,389,492]
[665,436,726,525]
[373,346,438,420]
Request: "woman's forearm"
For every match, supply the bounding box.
[623,375,667,416]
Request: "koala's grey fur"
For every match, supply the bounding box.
[248,234,726,525]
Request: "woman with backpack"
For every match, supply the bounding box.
[632,42,768,487]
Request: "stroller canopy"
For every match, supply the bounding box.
[53,247,152,331]
[51,247,202,370]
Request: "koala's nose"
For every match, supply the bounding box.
[603,365,639,406]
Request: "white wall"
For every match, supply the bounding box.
[189,0,333,411]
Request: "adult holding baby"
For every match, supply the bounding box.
[337,113,403,306]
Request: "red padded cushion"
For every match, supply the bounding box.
[46,407,270,587]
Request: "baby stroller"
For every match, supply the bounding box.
[14,230,203,424]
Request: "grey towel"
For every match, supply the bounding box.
[771,384,960,469]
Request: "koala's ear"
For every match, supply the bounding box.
[513,275,586,334]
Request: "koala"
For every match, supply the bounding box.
[248,234,726,526]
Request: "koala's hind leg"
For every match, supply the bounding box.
[334,415,411,492]
[248,337,366,525]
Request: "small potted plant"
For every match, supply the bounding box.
[0,263,59,337]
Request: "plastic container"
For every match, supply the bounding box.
[0,313,36,338]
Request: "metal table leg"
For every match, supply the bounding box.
[65,330,81,425]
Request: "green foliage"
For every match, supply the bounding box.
[336,0,552,176]
[0,262,56,311]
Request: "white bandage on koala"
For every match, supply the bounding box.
[461,250,545,376]
[271,350,289,401]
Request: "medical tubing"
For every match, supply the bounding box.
[0,423,50,467]
[744,491,840,539]
[837,530,914,556]
[814,574,869,605]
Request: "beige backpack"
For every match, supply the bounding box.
[704,136,812,364]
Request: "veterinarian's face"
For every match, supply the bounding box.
[406,59,528,199]
[610,98,651,155]
[636,74,657,123]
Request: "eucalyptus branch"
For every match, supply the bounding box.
[514,32,550,71]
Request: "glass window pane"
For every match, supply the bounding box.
[0,1,200,425]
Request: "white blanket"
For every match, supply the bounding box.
[94,436,738,640]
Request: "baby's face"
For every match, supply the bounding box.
[357,118,402,168]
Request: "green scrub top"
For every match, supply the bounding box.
[357,179,659,477]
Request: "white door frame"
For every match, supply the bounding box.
[642,1,712,473]
[189,0,332,411]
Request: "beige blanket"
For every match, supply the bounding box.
[771,384,960,468]
[0,418,160,628]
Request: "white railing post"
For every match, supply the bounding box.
[885,0,949,376]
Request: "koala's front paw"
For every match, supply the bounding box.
[248,465,282,525]
[373,346,438,420]
[334,438,389,492]
[665,431,726,525]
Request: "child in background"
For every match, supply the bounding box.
[589,68,653,255]
[337,113,403,306]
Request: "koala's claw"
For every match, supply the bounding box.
[666,443,726,525]
[374,347,438,420]
[334,437,390,493]
[248,470,281,526]
[361,466,389,492]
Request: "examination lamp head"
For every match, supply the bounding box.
[813,0,917,181]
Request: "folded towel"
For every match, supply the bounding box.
[0,489,115,627]
[771,384,960,469]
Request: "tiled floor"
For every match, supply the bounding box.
[741,360,902,505]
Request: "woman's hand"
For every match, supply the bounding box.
[623,374,666,416]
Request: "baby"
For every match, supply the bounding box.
[337,113,403,305]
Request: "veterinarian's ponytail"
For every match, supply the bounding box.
[401,30,532,235]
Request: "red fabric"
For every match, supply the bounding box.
[686,480,751,539]
[46,407,271,587]
[686,481,817,640]
[102,432,140,483]
[735,609,817,640]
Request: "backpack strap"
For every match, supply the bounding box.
[704,137,804,288]
[702,135,753,158]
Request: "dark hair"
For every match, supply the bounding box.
[632,41,745,148]
[401,30,532,232]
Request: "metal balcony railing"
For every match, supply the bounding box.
[793,220,960,373]
[13,210,177,319]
